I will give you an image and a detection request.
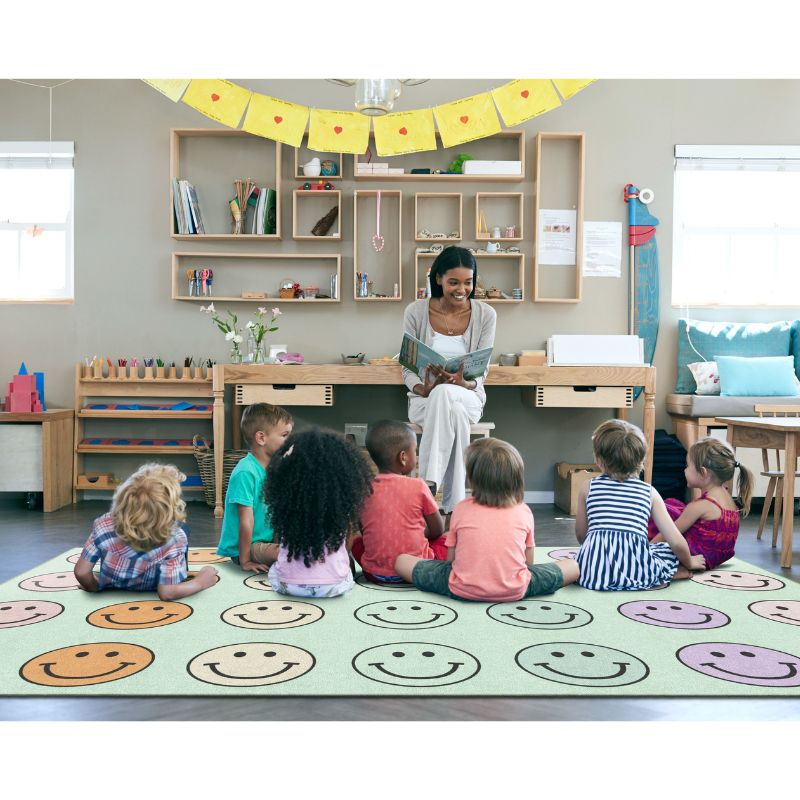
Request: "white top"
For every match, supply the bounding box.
[431,331,468,360]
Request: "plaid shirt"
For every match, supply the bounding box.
[80,512,188,591]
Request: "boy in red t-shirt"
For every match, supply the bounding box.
[353,419,446,583]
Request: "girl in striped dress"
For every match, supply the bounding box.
[575,420,706,591]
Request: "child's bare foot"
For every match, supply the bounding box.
[673,566,691,580]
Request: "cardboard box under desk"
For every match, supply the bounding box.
[554,462,601,515]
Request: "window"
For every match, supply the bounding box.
[0,142,74,302]
[672,144,800,307]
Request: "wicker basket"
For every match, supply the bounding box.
[192,434,248,508]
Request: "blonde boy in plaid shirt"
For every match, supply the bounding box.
[74,463,218,600]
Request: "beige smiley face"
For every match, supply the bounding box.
[0,600,64,629]
[187,548,230,565]
[20,642,154,687]
[18,571,81,592]
[221,601,324,630]
[749,599,800,626]
[187,643,315,687]
[87,600,193,629]
[692,570,785,591]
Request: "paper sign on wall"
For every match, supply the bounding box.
[583,221,622,278]
[552,79,596,101]
[433,92,501,149]
[373,109,436,156]
[491,80,561,127]
[142,79,191,102]
[243,94,309,147]
[308,109,371,154]
[538,209,577,265]
[182,79,252,128]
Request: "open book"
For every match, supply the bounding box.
[399,332,493,381]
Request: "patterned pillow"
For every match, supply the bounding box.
[687,361,720,395]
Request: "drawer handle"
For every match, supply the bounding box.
[272,384,297,390]
[572,386,597,393]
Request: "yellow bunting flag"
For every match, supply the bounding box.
[243,93,309,147]
[373,109,436,157]
[142,79,191,103]
[552,79,596,101]
[308,109,371,155]
[182,79,252,129]
[491,80,561,127]
[433,92,501,149]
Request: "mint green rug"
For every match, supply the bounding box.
[1,547,799,696]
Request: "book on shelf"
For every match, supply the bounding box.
[252,187,265,234]
[178,179,196,234]
[186,182,206,234]
[172,177,187,234]
[398,332,493,381]
[264,188,276,235]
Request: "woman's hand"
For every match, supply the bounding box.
[414,365,446,398]
[435,363,476,390]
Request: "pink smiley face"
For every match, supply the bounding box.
[547,548,578,561]
[0,600,64,629]
[749,600,800,627]
[691,570,785,591]
[18,571,81,592]
[677,642,800,687]
[618,600,729,630]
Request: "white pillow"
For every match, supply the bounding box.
[688,360,720,395]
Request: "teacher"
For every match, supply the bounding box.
[402,246,497,514]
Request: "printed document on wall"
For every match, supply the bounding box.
[538,209,577,265]
[583,221,622,277]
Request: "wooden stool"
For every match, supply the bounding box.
[408,422,495,439]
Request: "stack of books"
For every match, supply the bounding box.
[355,162,405,176]
[172,178,205,235]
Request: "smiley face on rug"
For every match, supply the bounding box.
[748,600,800,627]
[547,548,579,561]
[354,575,416,591]
[487,601,593,630]
[221,601,324,630]
[354,600,458,630]
[18,571,82,592]
[617,600,730,630]
[0,600,64,629]
[691,570,785,591]
[19,642,155,687]
[352,642,480,687]
[187,643,315,687]
[515,642,650,687]
[86,600,193,630]
[676,642,800,687]
[186,548,230,565]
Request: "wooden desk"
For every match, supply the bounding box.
[212,364,657,517]
[0,409,74,511]
[716,416,800,568]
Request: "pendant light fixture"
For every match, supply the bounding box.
[327,79,428,116]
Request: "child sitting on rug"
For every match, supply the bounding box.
[265,428,373,598]
[647,437,753,569]
[74,463,218,599]
[216,403,293,573]
[395,438,579,601]
[352,419,445,584]
[575,420,706,591]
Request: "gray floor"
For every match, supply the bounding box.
[1,496,798,721]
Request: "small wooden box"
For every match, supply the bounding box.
[236,384,334,406]
[554,462,601,515]
[518,350,547,366]
[531,385,633,408]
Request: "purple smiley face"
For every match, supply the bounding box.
[618,600,730,630]
[547,548,578,561]
[677,643,800,687]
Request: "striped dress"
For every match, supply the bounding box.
[576,474,679,591]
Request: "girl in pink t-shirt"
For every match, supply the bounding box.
[265,429,373,598]
[395,438,580,602]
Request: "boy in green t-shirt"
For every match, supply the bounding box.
[217,403,293,572]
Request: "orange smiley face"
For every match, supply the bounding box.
[187,548,230,565]
[20,642,154,687]
[87,600,193,630]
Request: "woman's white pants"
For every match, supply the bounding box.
[408,384,484,513]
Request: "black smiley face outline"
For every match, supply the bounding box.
[692,571,785,591]
[353,600,458,630]
[220,601,325,629]
[19,643,155,686]
[676,642,800,685]
[748,600,800,626]
[86,602,193,629]
[515,643,650,687]
[352,642,481,687]
[0,601,65,629]
[617,601,731,630]
[18,572,80,592]
[186,643,316,687]
[487,601,593,630]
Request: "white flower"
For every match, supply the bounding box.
[200,302,215,314]
[233,334,243,344]
[257,307,268,315]
[225,330,235,341]
[272,307,282,316]
[246,321,255,329]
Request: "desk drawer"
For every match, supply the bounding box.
[236,384,334,406]
[531,385,633,408]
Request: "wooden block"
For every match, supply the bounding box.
[518,350,547,366]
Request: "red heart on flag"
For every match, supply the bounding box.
[521,90,529,98]
[459,115,469,124]
[334,126,343,135]
[210,93,220,102]
[399,127,408,135]
[274,116,283,124]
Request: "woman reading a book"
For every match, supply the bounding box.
[402,246,496,515]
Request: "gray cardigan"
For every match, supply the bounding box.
[401,298,497,404]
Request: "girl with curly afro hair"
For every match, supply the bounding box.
[264,428,373,597]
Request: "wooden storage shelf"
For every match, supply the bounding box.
[475,192,524,240]
[414,193,462,241]
[415,252,525,303]
[353,190,403,301]
[292,190,342,240]
[533,132,585,303]
[293,133,343,181]
[236,384,334,406]
[172,252,342,303]
[170,128,282,240]
[78,410,213,419]
[354,132,524,182]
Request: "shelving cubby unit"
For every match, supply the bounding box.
[353,190,403,301]
[172,252,342,303]
[475,192,524,241]
[292,190,342,241]
[414,193,462,242]
[293,133,343,181]
[415,252,525,303]
[170,128,282,241]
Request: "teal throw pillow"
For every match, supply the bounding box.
[714,355,800,397]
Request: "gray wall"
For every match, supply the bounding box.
[3,79,800,492]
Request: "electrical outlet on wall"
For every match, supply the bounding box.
[344,423,368,447]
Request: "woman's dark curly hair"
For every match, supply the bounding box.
[264,428,373,567]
